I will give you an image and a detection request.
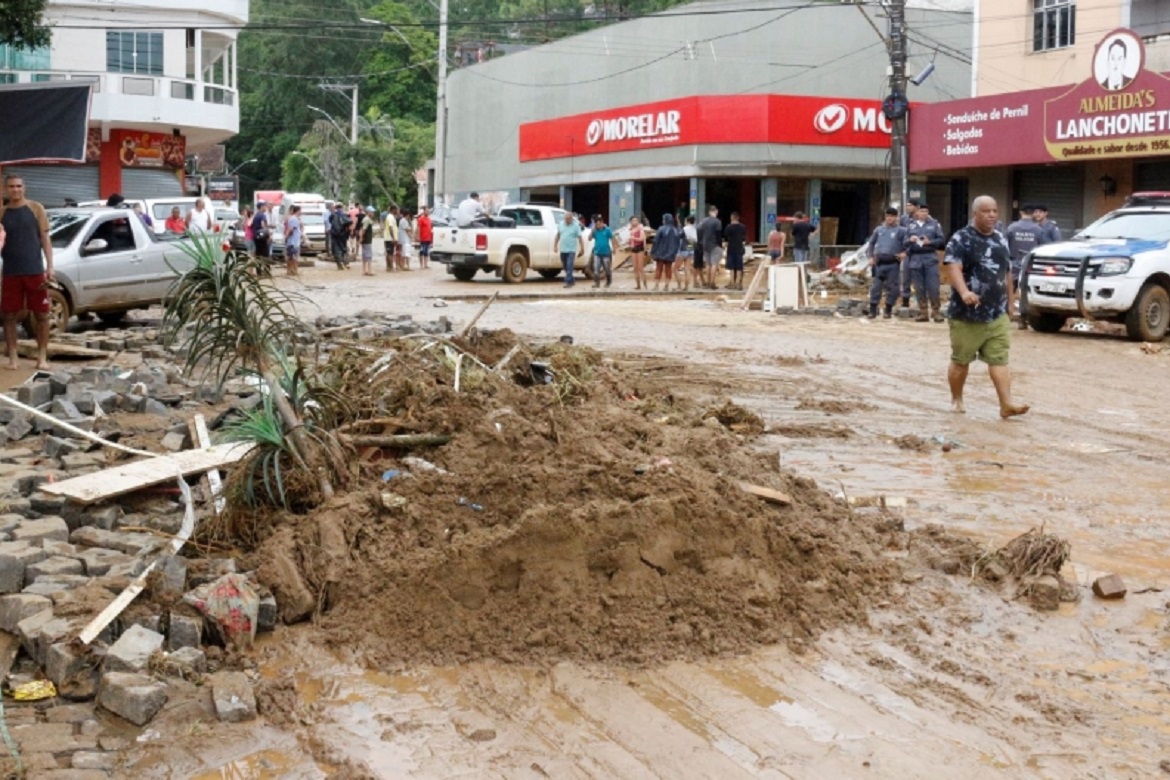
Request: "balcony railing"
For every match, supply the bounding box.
[0,70,235,108]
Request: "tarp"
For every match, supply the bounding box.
[0,83,92,164]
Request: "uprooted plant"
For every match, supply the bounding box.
[162,232,346,507]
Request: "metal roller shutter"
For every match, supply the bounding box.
[121,168,183,199]
[1015,166,1082,233]
[1134,160,1170,192]
[1,164,98,207]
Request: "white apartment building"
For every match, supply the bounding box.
[0,0,248,205]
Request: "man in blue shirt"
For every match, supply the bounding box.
[866,208,907,319]
[556,210,584,288]
[944,195,1029,419]
[904,203,946,322]
[590,216,618,289]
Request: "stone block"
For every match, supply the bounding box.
[166,612,202,650]
[15,608,55,661]
[142,398,168,416]
[71,394,95,415]
[25,556,85,585]
[11,517,69,546]
[22,575,90,600]
[28,493,69,516]
[29,615,75,666]
[92,391,119,414]
[44,703,97,724]
[126,614,160,634]
[0,593,52,632]
[70,527,156,556]
[0,541,45,593]
[160,431,187,453]
[1092,574,1127,599]
[11,721,73,753]
[5,414,33,441]
[97,672,168,726]
[168,646,206,673]
[121,394,145,414]
[78,506,122,531]
[153,556,187,601]
[210,671,257,722]
[43,436,80,459]
[0,515,20,534]
[77,548,132,577]
[1027,574,1061,611]
[41,540,83,560]
[257,593,278,633]
[72,751,115,770]
[16,382,52,408]
[50,397,83,421]
[58,452,104,473]
[45,641,92,687]
[105,624,164,673]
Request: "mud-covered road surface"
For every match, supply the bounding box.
[126,263,1170,778]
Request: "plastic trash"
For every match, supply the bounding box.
[183,573,259,647]
[456,497,484,512]
[9,680,55,701]
[382,469,402,482]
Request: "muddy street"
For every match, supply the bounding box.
[113,264,1170,778]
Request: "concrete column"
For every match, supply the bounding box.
[808,178,822,260]
[519,187,532,203]
[559,186,572,212]
[608,181,637,227]
[194,30,203,88]
[760,178,778,244]
[689,177,705,223]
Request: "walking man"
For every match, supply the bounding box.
[722,212,747,290]
[790,211,816,265]
[556,210,584,288]
[904,202,946,322]
[591,216,618,288]
[866,208,907,319]
[0,175,54,369]
[1005,204,1045,330]
[944,195,1030,419]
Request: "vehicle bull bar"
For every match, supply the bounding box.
[1018,254,1095,321]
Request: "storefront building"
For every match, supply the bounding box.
[440,0,973,248]
[910,0,1170,232]
[0,0,246,206]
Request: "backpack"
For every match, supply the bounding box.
[331,211,349,235]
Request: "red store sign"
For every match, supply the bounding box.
[911,28,1170,172]
[519,94,896,162]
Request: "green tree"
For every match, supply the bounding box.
[0,0,50,49]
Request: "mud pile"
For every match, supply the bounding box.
[251,330,904,666]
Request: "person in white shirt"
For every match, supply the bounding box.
[186,199,213,234]
[456,192,489,227]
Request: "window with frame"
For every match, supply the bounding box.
[106,31,163,75]
[1033,0,1075,52]
[0,44,50,70]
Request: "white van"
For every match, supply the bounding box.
[282,193,327,254]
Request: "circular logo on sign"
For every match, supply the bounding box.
[585,119,603,146]
[1094,29,1143,92]
[813,104,848,134]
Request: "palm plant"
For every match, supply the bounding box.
[163,232,338,500]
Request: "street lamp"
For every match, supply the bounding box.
[290,151,325,179]
[316,84,358,146]
[307,105,350,144]
[228,158,257,176]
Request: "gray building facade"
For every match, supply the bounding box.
[438,0,972,247]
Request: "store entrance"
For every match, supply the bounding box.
[641,179,691,227]
[820,181,870,245]
[568,184,606,221]
[704,178,762,239]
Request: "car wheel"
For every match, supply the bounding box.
[1026,313,1068,333]
[1125,283,1170,341]
[97,310,127,326]
[452,267,477,282]
[502,251,529,284]
[25,288,71,337]
[538,269,560,280]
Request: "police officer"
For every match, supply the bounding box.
[1006,204,1046,330]
[1032,204,1062,244]
[904,203,946,322]
[867,208,908,319]
[899,199,920,306]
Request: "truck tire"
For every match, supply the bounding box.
[1026,313,1068,333]
[538,269,561,280]
[452,267,477,282]
[502,251,529,284]
[1124,283,1170,342]
[25,288,71,337]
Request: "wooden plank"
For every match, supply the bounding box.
[739,260,770,311]
[738,481,793,506]
[192,414,226,515]
[40,442,252,505]
[16,340,110,359]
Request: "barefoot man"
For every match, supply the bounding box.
[0,175,54,370]
[943,195,1029,419]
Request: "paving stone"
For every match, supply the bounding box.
[159,431,186,453]
[70,527,157,556]
[22,575,91,599]
[78,506,122,531]
[77,548,133,577]
[11,517,70,546]
[49,398,84,421]
[166,612,202,650]
[47,372,72,397]
[34,770,109,780]
[0,515,21,534]
[77,720,101,736]
[120,394,145,413]
[5,414,34,441]
[97,672,168,726]
[0,541,46,593]
[168,646,206,673]
[71,394,96,415]
[15,608,56,660]
[43,703,98,723]
[43,436,80,459]
[16,382,52,408]
[59,453,106,472]
[210,671,257,722]
[91,391,119,415]
[28,493,70,516]
[142,398,168,416]
[26,556,85,585]
[71,751,115,770]
[12,721,73,753]
[45,642,95,688]
[28,616,76,667]
[257,593,278,633]
[105,624,164,673]
[153,556,187,601]
[41,540,83,560]
[0,593,52,632]
[1027,574,1061,611]
[1092,574,1127,599]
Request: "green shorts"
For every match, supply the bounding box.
[949,314,1011,366]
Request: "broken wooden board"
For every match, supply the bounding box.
[40,442,252,505]
[738,481,793,506]
[17,340,110,360]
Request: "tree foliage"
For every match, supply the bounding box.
[0,0,51,49]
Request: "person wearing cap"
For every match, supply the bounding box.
[1031,204,1062,244]
[359,206,376,276]
[903,202,946,322]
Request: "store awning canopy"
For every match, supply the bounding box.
[0,83,92,165]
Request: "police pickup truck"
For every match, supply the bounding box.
[432,204,594,283]
[1021,193,1170,341]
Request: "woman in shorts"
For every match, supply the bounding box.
[628,216,647,290]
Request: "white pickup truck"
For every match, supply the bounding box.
[1020,193,1170,341]
[431,204,594,283]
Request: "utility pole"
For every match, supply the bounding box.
[434,0,449,208]
[320,83,359,146]
[887,0,909,212]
